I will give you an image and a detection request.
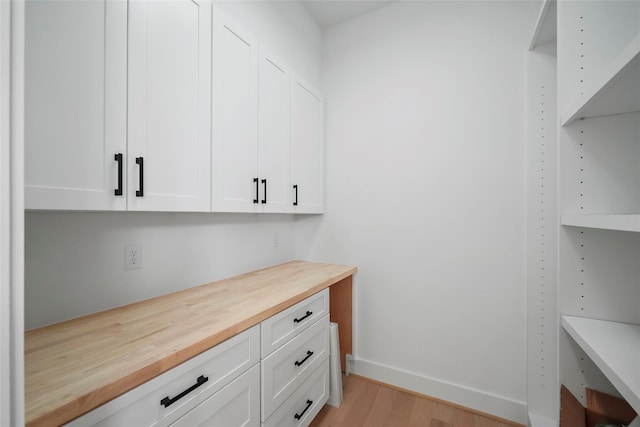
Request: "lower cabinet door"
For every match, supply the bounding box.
[170,364,260,427]
[261,314,329,420]
[66,325,260,427]
[262,359,329,427]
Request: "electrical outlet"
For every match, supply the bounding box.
[125,245,142,270]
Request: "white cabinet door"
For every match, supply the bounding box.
[290,77,325,214]
[128,0,211,212]
[25,0,127,210]
[258,50,291,213]
[67,325,261,427]
[261,315,330,421]
[170,364,260,427]
[262,360,330,427]
[211,8,259,212]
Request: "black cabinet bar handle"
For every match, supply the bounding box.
[160,375,208,408]
[114,153,123,196]
[293,184,298,206]
[294,399,313,420]
[293,311,312,323]
[261,179,267,204]
[135,157,144,197]
[294,350,313,367]
[253,178,259,204]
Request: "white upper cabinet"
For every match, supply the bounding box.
[211,8,259,212]
[25,1,323,215]
[25,0,127,210]
[258,50,291,213]
[128,0,212,212]
[290,77,325,214]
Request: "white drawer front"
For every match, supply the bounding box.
[261,289,329,357]
[262,359,330,427]
[261,314,329,421]
[170,363,260,427]
[67,325,260,427]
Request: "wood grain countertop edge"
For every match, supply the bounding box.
[25,261,357,427]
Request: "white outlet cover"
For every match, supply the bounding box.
[125,245,142,270]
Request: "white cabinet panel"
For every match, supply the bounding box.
[260,289,329,358]
[262,360,330,427]
[526,40,558,421]
[258,50,291,213]
[25,0,127,210]
[128,0,211,212]
[211,8,259,212]
[290,77,324,214]
[261,314,329,421]
[170,364,260,427]
[67,325,260,427]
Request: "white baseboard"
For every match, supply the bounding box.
[350,358,527,425]
[528,411,558,427]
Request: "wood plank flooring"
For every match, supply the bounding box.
[310,375,523,427]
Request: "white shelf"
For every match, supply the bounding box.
[528,412,557,427]
[562,214,640,233]
[561,33,640,126]
[561,316,640,414]
[528,0,556,50]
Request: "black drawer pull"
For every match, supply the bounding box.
[253,177,259,204]
[294,399,313,420]
[293,311,312,324]
[294,350,313,367]
[160,375,208,408]
[293,184,298,206]
[261,179,267,204]
[135,157,144,197]
[114,153,123,196]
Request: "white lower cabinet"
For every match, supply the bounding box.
[261,314,330,420]
[260,291,331,426]
[262,359,330,427]
[66,325,260,427]
[170,364,260,427]
[260,289,329,357]
[66,292,332,427]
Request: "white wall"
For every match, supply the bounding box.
[26,212,297,329]
[295,1,537,422]
[24,1,322,330]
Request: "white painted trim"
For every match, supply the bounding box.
[528,412,558,427]
[350,358,527,425]
[0,1,12,424]
[1,1,25,425]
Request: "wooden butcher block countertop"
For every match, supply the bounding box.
[25,260,357,427]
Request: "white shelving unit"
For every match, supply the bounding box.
[561,316,640,415]
[526,1,558,425]
[556,0,640,422]
[561,33,640,126]
[529,0,556,50]
[562,214,640,233]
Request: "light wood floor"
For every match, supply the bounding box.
[310,375,522,427]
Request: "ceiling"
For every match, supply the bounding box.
[301,1,396,29]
